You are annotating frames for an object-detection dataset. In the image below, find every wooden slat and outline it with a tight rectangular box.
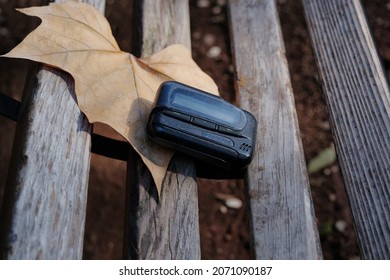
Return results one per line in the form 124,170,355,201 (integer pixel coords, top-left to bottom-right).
303,0,390,259
0,0,105,260
228,0,322,259
124,0,200,259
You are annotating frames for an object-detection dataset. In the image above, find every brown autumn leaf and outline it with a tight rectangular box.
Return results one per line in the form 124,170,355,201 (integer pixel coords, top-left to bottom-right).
2,2,219,193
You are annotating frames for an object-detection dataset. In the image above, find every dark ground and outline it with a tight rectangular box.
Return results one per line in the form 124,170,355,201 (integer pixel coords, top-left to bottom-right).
0,0,389,259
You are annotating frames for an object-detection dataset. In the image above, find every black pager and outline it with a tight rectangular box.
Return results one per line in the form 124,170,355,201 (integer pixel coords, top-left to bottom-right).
147,81,257,170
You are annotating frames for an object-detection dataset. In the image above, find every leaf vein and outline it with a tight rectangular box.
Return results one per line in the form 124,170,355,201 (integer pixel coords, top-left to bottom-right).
37,11,118,51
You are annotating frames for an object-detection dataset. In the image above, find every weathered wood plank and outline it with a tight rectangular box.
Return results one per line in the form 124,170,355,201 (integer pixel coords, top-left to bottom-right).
0,0,105,260
132,0,191,58
303,0,390,259
228,0,322,259
124,0,200,259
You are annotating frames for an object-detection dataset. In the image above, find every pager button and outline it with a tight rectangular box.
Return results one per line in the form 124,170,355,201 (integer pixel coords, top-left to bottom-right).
217,125,242,137
192,117,217,130
163,110,192,122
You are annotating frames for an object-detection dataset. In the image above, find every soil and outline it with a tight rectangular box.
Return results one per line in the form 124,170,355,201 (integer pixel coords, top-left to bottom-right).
0,0,389,260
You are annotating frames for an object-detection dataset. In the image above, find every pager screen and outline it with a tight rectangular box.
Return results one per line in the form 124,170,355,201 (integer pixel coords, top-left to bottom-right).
170,89,246,129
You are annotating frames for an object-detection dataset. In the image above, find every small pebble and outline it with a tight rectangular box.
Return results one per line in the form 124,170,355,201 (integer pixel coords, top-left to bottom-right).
0,27,8,37
331,165,339,173
192,31,201,40
219,205,228,214
324,168,331,176
335,220,347,233
329,193,337,202
224,234,233,241
225,197,243,209
203,33,216,45
215,192,243,209
216,0,227,6
318,121,330,130
197,0,210,8
212,6,222,15
207,46,222,58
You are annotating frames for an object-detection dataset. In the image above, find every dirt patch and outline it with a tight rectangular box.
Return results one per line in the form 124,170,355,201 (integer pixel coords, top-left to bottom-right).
1,0,389,260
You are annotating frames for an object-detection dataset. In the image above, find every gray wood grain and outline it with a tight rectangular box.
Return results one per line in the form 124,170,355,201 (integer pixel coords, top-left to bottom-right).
133,0,191,57
228,0,322,259
0,0,105,260
124,0,201,260
303,0,390,259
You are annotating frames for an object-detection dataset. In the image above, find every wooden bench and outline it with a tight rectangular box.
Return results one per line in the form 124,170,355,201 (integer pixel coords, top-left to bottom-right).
0,0,389,259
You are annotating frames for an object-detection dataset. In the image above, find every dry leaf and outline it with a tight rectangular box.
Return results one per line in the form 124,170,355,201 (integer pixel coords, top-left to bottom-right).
2,2,219,193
